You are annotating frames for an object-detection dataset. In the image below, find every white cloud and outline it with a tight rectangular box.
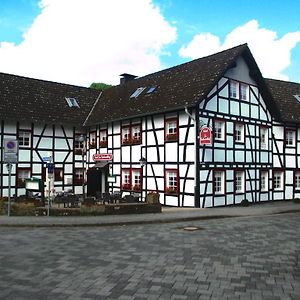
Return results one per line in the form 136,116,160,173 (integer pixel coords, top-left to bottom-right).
179,20,300,81
0,0,177,86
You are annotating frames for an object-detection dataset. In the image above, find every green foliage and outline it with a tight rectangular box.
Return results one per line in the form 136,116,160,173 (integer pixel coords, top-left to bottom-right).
240,199,250,207
89,82,112,90
293,198,300,204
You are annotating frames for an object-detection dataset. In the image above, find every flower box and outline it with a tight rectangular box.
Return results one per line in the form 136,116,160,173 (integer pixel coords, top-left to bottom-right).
89,142,96,149
74,148,83,155
133,185,141,191
122,184,131,190
122,139,131,145
131,138,141,145
166,133,177,141
165,187,177,194
99,141,108,147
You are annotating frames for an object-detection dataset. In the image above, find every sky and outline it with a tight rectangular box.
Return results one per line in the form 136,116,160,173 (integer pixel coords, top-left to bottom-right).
0,0,299,87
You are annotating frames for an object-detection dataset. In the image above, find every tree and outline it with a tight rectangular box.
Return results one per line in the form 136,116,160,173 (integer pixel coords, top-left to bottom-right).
89,82,112,90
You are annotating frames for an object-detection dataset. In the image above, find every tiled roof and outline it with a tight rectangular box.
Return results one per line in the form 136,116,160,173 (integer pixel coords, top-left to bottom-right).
86,44,279,126
0,73,99,126
266,79,300,123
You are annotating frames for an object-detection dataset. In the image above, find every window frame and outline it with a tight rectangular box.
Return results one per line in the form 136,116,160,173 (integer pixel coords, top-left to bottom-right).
240,83,248,101
213,119,226,142
164,168,179,195
165,118,179,142
234,169,245,194
73,168,84,185
260,170,269,192
99,129,108,147
284,128,297,147
273,170,284,191
294,170,300,191
260,126,269,150
18,129,31,147
54,168,64,181
229,80,238,99
234,122,245,143
121,168,142,191
213,169,226,195
17,167,31,188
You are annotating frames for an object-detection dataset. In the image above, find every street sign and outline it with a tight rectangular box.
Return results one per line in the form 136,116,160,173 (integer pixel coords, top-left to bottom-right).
93,153,113,161
199,127,212,145
47,163,54,179
42,156,50,162
3,139,18,163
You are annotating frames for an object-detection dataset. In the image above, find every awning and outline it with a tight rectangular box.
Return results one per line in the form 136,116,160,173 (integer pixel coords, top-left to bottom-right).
92,161,109,169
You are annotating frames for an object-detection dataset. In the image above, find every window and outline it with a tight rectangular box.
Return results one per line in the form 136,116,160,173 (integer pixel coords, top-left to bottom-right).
89,131,97,149
260,127,268,149
121,124,141,145
121,168,142,191
54,168,63,181
99,129,108,147
235,170,245,193
285,129,296,147
18,130,31,147
214,120,225,141
130,87,146,98
74,168,84,185
165,169,179,195
213,170,225,194
294,171,300,190
234,123,244,143
229,80,238,99
65,97,80,108
17,168,31,187
146,86,158,94
131,125,142,144
165,119,178,141
74,134,85,155
260,171,269,192
273,171,283,190
132,169,142,191
293,94,300,102
240,83,248,101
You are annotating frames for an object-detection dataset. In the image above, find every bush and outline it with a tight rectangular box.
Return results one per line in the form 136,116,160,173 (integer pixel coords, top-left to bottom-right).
293,198,300,204
80,205,105,216
0,199,7,215
11,203,36,216
240,199,250,207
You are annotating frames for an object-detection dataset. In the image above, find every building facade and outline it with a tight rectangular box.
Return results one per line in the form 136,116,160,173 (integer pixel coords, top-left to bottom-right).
1,44,300,207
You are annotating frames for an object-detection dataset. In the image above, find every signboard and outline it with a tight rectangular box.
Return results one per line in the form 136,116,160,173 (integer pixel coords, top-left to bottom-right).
199,127,212,145
3,139,18,163
42,156,50,162
47,163,54,179
93,153,113,161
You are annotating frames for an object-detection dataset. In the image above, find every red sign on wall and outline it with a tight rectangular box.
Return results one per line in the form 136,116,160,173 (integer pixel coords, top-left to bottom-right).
93,153,113,161
199,127,212,145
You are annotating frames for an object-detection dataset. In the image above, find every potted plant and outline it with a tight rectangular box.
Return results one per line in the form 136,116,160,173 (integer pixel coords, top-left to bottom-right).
166,133,177,141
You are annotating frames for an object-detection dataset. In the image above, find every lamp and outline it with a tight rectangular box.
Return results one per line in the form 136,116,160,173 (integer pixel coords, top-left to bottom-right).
139,157,147,167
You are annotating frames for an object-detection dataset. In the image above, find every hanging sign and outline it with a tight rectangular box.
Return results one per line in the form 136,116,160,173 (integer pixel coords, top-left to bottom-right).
199,127,212,145
93,153,113,161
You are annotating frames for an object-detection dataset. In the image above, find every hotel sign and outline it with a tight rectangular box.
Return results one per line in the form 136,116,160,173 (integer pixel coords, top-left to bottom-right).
199,127,212,145
93,153,113,161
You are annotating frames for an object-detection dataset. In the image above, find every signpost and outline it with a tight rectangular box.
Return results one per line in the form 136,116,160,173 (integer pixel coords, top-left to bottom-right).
199,127,212,145
3,139,18,216
46,159,54,216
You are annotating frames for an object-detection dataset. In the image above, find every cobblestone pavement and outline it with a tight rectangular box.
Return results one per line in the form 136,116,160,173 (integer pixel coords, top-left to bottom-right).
0,213,299,300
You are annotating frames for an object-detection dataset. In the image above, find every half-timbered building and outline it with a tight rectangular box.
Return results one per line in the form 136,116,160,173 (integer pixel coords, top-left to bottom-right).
1,44,300,207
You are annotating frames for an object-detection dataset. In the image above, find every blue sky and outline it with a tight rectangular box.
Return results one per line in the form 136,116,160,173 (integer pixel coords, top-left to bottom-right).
0,0,299,86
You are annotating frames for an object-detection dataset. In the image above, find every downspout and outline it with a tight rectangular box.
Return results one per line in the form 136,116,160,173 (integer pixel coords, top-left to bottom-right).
184,106,200,207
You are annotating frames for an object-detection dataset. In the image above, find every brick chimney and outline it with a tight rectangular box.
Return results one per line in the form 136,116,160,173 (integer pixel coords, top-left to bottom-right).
120,73,137,85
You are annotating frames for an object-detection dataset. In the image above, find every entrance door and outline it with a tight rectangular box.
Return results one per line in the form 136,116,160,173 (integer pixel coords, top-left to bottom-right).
87,169,102,197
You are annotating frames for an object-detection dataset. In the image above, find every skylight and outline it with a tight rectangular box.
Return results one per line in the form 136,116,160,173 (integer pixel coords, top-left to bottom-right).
130,87,145,98
294,94,300,102
146,86,158,94
65,97,80,108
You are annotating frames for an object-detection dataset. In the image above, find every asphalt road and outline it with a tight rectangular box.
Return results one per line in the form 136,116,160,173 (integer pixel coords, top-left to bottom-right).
0,212,299,300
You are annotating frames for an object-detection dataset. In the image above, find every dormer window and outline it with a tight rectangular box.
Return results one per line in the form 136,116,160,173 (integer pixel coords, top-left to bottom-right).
130,87,145,98
294,95,300,102
65,97,80,108
146,86,158,94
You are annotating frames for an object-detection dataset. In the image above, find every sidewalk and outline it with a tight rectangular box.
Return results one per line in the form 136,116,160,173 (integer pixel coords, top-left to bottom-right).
0,201,299,227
